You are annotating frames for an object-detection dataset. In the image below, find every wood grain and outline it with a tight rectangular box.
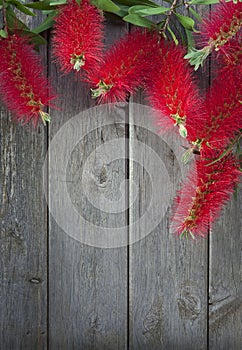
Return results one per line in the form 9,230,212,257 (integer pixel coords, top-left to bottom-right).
0,3,241,349
128,105,208,350
128,3,209,349
209,188,242,350
0,12,48,349
48,19,129,349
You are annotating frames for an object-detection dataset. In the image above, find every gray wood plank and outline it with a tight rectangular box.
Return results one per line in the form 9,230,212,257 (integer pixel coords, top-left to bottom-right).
208,20,242,349
209,187,242,350
128,104,208,350
128,4,209,349
48,19,129,349
0,12,48,349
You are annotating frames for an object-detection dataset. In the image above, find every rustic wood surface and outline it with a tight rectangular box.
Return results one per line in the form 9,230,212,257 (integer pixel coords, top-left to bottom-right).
209,189,242,350
128,103,208,350
0,10,48,350
48,20,129,350
0,4,241,350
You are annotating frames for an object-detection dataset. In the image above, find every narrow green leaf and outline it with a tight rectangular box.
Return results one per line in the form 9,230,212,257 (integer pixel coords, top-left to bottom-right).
22,29,47,45
128,5,169,16
114,0,159,7
6,6,29,30
6,0,36,16
49,0,67,5
91,0,120,13
6,9,47,45
188,0,219,4
123,13,157,28
167,25,178,45
185,28,195,50
42,9,55,14
25,2,55,10
113,4,129,17
0,29,8,38
189,7,202,22
32,11,57,34
175,13,196,32
182,148,194,164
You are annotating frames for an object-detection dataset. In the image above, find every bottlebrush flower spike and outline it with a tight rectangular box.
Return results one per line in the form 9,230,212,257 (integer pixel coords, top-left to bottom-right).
200,0,242,50
88,29,160,103
171,154,241,239
146,42,206,141
197,64,242,155
185,1,242,70
52,0,104,74
0,34,55,126
218,34,242,68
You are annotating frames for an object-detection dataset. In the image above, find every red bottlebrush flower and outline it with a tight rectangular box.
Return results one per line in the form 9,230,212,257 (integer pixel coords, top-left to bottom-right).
185,1,242,69
200,1,242,51
88,29,160,103
218,34,242,68
52,0,104,74
0,34,55,126
146,42,206,141
171,154,241,238
198,65,242,155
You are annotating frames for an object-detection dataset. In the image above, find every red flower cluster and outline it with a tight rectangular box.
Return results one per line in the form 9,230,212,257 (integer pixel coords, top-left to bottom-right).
0,0,239,239
172,154,241,238
199,67,242,155
52,0,104,74
146,42,206,141
0,34,55,126
171,35,242,237
88,29,160,103
199,0,242,53
218,35,242,68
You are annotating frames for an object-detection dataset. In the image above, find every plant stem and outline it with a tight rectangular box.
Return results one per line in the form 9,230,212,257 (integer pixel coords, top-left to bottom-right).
161,0,180,38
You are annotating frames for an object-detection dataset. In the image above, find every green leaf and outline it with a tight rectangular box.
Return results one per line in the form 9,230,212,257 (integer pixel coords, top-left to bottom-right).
179,124,187,138
114,0,159,6
182,147,194,164
0,29,8,38
128,5,169,16
49,0,67,5
184,47,211,70
6,0,36,16
6,9,47,45
25,2,56,10
32,10,57,34
189,7,202,22
167,25,178,45
6,6,26,28
113,4,129,17
123,13,157,28
91,0,120,13
188,0,219,4
23,29,47,45
175,13,197,32
185,28,195,50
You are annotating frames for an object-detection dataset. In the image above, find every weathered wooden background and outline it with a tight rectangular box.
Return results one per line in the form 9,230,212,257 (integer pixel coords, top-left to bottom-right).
0,2,241,350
